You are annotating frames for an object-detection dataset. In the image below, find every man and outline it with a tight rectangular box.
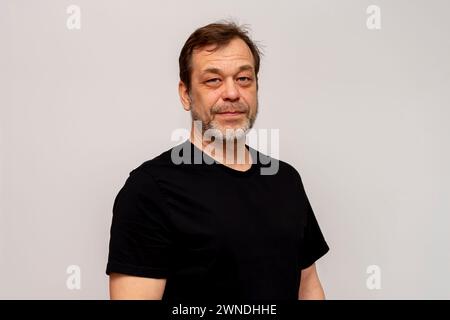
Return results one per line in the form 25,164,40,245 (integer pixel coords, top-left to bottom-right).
106,21,329,301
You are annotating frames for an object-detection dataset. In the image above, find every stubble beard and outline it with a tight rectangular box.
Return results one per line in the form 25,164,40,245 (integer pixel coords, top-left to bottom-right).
189,95,258,142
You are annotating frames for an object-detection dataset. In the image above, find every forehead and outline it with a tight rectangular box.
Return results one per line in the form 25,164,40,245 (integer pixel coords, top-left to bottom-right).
191,38,255,73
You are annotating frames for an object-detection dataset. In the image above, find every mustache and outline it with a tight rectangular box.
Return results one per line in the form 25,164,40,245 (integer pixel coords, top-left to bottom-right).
211,103,248,114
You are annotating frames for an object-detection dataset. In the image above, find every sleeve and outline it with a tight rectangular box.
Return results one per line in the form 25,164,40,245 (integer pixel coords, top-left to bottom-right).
106,169,173,278
296,172,330,270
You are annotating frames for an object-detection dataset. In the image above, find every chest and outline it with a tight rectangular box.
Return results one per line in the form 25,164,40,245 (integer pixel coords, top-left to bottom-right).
163,174,304,259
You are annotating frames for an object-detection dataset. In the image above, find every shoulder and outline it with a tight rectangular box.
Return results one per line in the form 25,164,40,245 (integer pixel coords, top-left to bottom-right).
253,146,303,180
127,143,179,180
114,144,181,200
112,145,180,217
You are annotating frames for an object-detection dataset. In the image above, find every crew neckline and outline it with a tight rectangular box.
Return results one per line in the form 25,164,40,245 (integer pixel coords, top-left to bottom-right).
186,139,260,177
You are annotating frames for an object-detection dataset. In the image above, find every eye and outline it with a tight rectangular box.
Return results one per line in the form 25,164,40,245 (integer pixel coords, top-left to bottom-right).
237,77,252,84
205,78,221,84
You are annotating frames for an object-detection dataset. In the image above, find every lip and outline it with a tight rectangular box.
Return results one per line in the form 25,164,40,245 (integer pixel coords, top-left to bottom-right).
216,111,245,117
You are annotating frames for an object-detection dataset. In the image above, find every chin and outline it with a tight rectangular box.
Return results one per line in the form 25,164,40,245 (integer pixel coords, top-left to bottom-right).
221,127,249,141
205,119,250,141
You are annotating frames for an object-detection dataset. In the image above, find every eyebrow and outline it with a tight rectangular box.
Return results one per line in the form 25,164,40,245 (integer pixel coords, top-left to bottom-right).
201,64,254,75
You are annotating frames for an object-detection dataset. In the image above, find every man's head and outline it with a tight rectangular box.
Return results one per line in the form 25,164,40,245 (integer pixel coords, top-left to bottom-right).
178,22,262,141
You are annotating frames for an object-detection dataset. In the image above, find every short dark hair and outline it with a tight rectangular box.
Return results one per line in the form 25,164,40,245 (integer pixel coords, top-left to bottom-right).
179,21,263,92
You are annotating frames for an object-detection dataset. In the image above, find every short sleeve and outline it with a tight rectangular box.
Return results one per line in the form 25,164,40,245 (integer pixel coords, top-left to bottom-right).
296,172,330,270
106,168,173,278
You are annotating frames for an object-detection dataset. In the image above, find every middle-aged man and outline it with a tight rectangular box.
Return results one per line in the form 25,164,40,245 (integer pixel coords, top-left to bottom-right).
106,21,330,301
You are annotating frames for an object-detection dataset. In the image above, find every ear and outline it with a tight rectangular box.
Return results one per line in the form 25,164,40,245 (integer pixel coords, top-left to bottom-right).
178,81,191,111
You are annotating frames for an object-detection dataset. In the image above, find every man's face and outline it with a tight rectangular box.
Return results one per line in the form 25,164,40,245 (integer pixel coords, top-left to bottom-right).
184,38,258,141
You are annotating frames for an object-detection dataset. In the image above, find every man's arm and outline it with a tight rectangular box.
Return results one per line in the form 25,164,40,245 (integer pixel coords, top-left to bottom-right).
109,273,167,300
298,263,326,300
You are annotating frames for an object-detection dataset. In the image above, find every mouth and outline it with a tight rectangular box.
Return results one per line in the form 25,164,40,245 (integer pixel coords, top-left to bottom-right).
216,111,245,117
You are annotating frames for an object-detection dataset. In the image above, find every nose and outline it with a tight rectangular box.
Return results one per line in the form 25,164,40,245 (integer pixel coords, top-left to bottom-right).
221,78,240,102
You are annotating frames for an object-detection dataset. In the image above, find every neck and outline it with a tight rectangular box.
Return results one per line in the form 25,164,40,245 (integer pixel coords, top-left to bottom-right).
189,126,253,170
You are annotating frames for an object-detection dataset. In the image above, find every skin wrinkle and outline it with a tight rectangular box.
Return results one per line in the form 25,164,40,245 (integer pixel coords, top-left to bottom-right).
188,39,259,141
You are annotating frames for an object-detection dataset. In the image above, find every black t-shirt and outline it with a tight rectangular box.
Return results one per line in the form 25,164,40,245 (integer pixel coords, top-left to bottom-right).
106,139,329,301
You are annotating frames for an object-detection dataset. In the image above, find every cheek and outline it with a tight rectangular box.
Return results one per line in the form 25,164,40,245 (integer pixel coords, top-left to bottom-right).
202,91,222,113
242,91,257,109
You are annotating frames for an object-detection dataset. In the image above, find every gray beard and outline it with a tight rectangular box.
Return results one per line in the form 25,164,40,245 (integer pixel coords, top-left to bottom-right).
189,99,258,142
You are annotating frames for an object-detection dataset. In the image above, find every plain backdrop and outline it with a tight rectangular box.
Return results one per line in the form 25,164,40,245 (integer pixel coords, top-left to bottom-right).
1,0,449,299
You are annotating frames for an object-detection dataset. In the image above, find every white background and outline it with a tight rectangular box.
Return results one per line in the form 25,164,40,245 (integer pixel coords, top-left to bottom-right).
1,0,449,299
